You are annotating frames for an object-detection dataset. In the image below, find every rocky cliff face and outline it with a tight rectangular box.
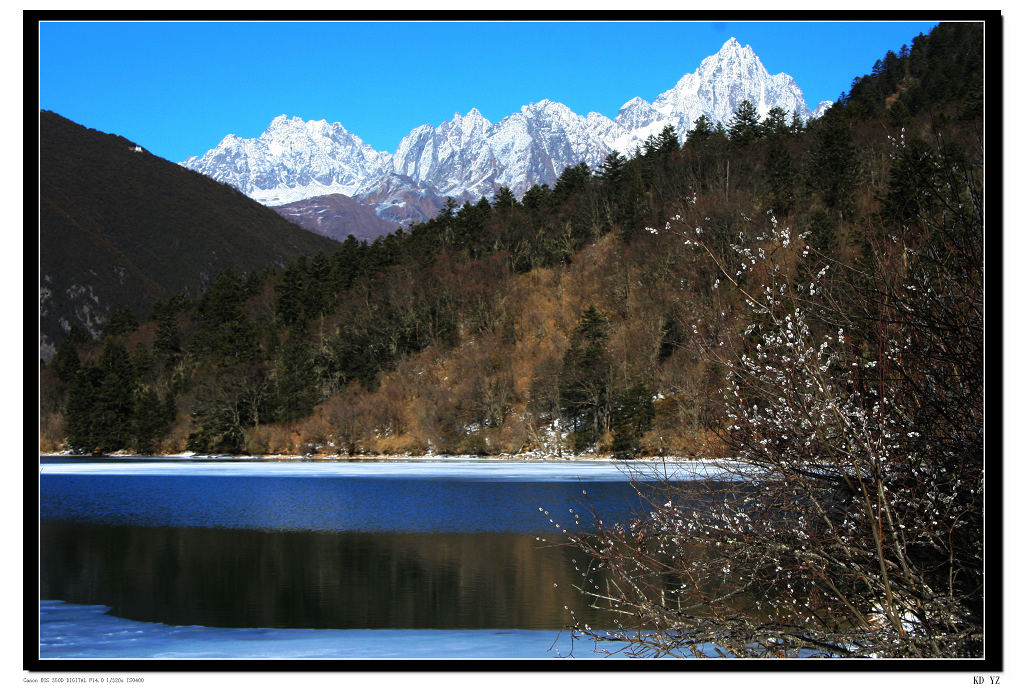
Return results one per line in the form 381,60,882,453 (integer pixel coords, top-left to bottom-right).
271,193,399,243
181,38,832,226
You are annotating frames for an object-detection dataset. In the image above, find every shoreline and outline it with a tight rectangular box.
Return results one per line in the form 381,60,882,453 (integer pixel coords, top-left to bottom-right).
40,451,718,463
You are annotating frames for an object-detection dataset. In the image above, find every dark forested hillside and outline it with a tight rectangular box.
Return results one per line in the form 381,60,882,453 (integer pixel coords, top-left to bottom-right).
39,110,339,356
41,22,985,463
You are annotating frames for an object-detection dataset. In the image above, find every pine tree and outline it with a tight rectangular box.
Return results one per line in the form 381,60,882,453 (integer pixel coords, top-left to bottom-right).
153,308,180,360
653,125,681,156
597,151,626,184
275,259,309,329
64,363,101,452
559,306,612,451
765,140,796,216
103,305,138,338
493,186,518,211
521,184,551,210
52,335,81,384
686,115,714,146
551,162,590,204
272,338,319,422
307,250,333,320
727,100,762,146
789,111,804,134
92,338,136,452
132,386,171,454
610,383,655,458
805,111,858,217
761,107,789,139
65,338,137,454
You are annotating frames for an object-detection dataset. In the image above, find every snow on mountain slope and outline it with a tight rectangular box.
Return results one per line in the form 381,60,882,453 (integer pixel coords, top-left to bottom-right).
181,115,392,206
181,38,830,221
650,37,815,128
391,108,497,199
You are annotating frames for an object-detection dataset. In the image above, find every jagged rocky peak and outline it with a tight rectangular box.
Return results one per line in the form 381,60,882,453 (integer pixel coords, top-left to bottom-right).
181,37,823,218
614,97,663,130
437,108,493,142
181,114,393,205
646,36,816,137
693,37,771,94
455,107,489,125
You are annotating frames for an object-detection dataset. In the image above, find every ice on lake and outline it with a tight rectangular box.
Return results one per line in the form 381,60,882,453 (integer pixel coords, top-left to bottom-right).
39,458,739,482
39,601,618,659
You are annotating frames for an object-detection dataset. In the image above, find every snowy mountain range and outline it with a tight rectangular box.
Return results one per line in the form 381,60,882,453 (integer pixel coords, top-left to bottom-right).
181,38,832,227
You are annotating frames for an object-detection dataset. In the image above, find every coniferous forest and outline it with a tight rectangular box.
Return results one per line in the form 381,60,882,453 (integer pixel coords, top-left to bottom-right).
40,22,984,467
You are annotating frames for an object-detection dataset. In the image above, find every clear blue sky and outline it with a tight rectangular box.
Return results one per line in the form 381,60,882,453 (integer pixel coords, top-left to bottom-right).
39,20,939,163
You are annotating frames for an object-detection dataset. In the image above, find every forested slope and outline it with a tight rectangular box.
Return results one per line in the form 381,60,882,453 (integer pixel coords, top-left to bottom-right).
40,22,985,461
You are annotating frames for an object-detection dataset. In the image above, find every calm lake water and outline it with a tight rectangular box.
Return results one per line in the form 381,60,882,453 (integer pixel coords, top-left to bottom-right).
38,458,687,657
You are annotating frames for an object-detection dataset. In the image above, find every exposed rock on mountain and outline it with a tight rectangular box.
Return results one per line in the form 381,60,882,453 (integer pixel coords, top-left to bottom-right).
181,38,832,226
180,115,391,206
272,194,399,243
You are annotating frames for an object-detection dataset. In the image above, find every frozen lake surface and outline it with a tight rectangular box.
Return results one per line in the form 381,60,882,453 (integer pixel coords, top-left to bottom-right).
39,458,736,482
40,601,617,659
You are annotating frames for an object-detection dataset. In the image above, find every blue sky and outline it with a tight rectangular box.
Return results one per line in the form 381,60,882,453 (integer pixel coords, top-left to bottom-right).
39,20,939,163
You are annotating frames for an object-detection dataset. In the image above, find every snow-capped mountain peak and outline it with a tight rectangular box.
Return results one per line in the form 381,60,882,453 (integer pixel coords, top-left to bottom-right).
645,36,815,135
181,37,827,223
182,114,392,206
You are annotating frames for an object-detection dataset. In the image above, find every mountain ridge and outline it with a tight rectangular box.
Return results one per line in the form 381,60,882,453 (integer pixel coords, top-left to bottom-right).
182,38,833,225
39,110,340,356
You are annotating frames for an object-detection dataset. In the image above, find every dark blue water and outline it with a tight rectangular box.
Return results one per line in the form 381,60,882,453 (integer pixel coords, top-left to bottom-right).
38,461,660,635
40,472,647,533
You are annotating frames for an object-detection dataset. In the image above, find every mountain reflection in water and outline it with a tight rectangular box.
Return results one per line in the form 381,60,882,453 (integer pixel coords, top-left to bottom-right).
40,523,619,630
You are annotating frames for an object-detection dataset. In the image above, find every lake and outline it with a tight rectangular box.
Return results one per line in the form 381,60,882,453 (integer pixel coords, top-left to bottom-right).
37,458,703,659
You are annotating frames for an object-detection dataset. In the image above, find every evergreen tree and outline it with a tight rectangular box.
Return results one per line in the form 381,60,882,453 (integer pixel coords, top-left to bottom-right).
597,151,626,184
805,111,858,217
806,210,837,256
765,140,796,216
493,186,518,211
653,124,681,156
65,338,137,453
307,250,333,320
64,363,102,452
761,106,790,139
276,259,309,328
92,338,136,452
153,308,181,360
103,305,138,338
65,323,93,346
658,314,688,362
521,184,551,210
610,383,655,458
131,341,154,379
789,111,805,134
727,100,762,146
272,338,320,422
52,335,81,384
192,269,261,363
551,162,590,204
132,386,172,454
559,306,612,451
686,115,714,146
331,235,365,293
